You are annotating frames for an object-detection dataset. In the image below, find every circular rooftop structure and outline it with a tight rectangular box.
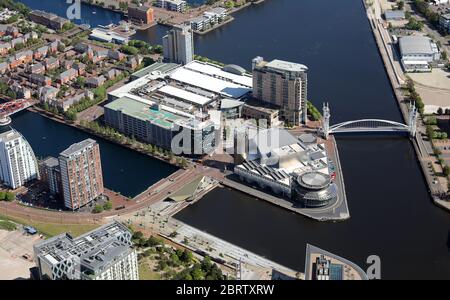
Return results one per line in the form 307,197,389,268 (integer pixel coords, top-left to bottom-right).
222,64,247,75
297,171,331,190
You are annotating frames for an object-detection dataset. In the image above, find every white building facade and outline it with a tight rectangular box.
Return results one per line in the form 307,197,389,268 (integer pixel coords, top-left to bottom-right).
163,24,194,65
0,128,39,189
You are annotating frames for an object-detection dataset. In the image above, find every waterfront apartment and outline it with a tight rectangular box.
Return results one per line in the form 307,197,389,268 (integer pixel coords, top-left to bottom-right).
191,7,228,31
163,23,194,65
155,0,187,12
398,35,441,72
0,128,39,189
252,57,308,126
33,221,139,280
58,139,104,210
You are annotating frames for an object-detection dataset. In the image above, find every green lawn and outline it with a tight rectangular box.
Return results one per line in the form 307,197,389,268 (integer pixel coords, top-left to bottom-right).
138,259,162,280
0,214,99,237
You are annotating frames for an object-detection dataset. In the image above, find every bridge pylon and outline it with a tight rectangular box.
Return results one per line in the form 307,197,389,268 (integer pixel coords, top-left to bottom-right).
322,102,330,139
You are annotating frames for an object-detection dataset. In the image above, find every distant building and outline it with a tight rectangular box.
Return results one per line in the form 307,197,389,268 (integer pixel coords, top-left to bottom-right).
128,4,154,24
439,13,450,34
384,10,405,21
0,128,39,189
252,56,308,126
399,35,440,72
33,221,139,280
155,0,187,12
29,73,51,86
57,68,78,84
39,86,59,102
59,139,104,210
163,23,194,65
29,10,69,30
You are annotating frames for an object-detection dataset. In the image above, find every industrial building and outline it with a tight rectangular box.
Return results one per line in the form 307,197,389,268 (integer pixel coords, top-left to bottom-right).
163,24,194,65
33,221,139,280
234,127,337,208
252,57,308,126
0,128,39,189
398,35,440,72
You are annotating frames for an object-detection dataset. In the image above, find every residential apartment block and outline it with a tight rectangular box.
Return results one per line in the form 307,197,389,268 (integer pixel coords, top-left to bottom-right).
58,139,104,210
252,56,308,126
0,128,39,189
33,221,139,280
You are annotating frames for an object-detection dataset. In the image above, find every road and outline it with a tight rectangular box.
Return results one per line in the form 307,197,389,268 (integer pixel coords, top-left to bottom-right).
0,166,210,225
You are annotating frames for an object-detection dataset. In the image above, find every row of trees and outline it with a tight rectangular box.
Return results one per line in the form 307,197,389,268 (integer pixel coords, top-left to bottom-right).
412,0,441,26
92,200,113,213
307,101,322,121
79,120,190,168
405,78,424,115
0,191,16,202
121,40,163,56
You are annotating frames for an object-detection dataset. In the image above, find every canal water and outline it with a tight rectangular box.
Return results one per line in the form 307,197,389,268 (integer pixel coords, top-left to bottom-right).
14,0,450,278
11,111,178,197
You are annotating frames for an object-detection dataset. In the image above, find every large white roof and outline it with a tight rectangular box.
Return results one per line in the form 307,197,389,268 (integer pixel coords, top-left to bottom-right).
158,85,212,106
169,67,251,99
184,61,252,88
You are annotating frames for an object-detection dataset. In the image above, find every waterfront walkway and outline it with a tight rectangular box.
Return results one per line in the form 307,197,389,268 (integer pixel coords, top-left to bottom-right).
364,0,448,207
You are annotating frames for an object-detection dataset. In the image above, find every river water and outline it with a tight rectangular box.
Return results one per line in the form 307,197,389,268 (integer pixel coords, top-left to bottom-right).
15,0,450,279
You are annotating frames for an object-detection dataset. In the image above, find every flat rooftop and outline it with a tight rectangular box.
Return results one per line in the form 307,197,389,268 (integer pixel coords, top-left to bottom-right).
34,221,133,276
399,36,436,55
60,138,97,158
105,96,185,129
265,59,308,73
184,61,253,88
131,62,180,79
170,67,251,99
158,85,213,106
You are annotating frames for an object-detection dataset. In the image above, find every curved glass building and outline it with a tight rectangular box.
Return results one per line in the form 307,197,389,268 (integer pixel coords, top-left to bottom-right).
292,171,337,208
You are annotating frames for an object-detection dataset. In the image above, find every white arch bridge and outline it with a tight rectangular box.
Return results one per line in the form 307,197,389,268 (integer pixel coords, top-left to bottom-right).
321,103,418,139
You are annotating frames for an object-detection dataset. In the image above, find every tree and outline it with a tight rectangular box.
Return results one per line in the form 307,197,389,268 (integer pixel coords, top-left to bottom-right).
443,165,450,177
190,265,204,280
437,107,443,115
93,204,104,213
5,192,15,202
397,1,404,10
132,231,144,240
0,191,6,201
180,249,193,264
103,201,113,210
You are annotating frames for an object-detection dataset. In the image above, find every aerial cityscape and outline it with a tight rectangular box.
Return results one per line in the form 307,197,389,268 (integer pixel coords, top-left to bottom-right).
0,0,448,285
